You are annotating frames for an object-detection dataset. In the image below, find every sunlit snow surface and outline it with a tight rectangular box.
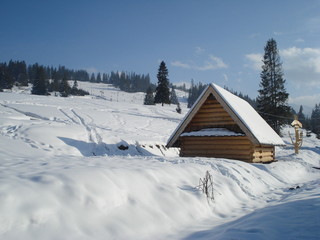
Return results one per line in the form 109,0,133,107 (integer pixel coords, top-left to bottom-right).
0,83,319,240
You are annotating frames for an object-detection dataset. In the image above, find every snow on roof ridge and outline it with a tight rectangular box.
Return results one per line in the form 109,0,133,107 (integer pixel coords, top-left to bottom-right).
210,83,285,146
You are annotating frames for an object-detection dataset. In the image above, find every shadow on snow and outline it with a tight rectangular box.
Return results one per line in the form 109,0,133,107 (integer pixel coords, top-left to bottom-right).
58,137,159,157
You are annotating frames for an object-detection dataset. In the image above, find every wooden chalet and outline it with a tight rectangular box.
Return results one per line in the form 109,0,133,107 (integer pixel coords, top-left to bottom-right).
166,83,285,163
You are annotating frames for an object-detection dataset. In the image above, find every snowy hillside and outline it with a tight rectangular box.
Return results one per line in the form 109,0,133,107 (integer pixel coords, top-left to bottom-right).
0,83,319,240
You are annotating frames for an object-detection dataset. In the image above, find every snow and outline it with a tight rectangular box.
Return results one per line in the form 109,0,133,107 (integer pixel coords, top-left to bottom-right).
0,82,320,240
181,128,244,137
211,84,285,146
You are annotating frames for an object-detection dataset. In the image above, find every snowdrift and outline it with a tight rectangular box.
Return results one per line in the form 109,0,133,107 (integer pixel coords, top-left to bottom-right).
0,83,319,240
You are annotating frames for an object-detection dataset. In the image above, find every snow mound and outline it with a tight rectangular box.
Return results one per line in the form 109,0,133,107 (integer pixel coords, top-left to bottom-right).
0,82,319,239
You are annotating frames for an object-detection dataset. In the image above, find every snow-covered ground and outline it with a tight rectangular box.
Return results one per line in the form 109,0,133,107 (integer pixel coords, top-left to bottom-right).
0,82,319,240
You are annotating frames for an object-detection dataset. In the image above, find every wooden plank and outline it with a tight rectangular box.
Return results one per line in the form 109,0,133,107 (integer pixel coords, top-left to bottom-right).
192,116,234,122
254,147,274,152
182,141,251,147
195,111,230,117
182,144,252,150
253,152,273,157
190,121,236,126
181,136,249,141
197,107,225,115
200,104,223,109
182,149,252,155
180,152,253,160
181,144,251,150
252,156,274,163
203,99,219,104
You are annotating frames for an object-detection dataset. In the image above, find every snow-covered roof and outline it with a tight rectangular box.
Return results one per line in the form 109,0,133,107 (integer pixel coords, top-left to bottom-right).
180,128,245,137
167,83,285,147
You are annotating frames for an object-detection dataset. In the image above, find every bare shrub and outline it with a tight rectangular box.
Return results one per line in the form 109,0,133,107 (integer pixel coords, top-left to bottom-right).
197,170,215,201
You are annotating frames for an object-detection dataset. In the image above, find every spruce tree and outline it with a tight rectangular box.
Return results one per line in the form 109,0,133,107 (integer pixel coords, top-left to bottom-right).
154,61,170,106
144,86,155,105
257,38,291,134
311,104,320,134
31,66,47,95
170,87,179,105
90,73,96,82
96,73,102,82
59,74,71,97
297,105,306,127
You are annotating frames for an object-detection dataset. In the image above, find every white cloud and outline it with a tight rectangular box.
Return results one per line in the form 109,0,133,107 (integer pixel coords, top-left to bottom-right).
245,53,262,70
223,73,229,82
289,94,320,115
289,94,320,106
245,47,320,88
281,47,320,87
171,61,191,69
171,54,227,71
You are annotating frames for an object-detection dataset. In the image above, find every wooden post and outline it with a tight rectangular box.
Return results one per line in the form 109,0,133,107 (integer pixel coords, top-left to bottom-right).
289,115,303,154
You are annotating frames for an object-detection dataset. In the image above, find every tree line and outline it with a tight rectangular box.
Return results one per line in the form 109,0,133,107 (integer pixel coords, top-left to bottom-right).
0,61,89,96
0,60,154,95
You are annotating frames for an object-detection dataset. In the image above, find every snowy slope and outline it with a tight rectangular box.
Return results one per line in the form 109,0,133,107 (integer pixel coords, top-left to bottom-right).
0,83,319,240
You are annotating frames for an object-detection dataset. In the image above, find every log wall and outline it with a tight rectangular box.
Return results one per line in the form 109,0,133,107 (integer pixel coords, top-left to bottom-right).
252,145,275,163
180,136,275,163
186,97,240,132
180,136,253,161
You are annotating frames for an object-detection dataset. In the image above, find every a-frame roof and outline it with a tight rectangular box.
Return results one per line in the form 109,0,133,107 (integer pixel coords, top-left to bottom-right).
166,83,285,147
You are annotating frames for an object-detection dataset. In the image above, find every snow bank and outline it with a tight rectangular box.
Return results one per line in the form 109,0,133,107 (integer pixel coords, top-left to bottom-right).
0,83,319,239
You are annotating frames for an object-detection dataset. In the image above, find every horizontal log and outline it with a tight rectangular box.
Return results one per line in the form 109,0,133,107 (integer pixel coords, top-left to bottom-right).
182,141,252,147
189,121,236,126
182,149,252,155
195,111,230,117
203,99,219,104
181,136,249,141
253,147,274,152
200,104,223,109
252,156,274,163
253,150,274,155
181,144,252,150
192,117,234,123
180,152,253,160
197,107,227,113
193,113,231,118
253,151,273,157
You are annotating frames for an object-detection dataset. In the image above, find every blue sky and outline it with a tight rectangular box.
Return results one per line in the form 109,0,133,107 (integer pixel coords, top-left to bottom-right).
1,0,320,113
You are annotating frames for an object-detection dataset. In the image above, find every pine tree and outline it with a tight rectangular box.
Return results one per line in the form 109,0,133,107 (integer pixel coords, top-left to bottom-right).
154,61,170,106
96,73,102,82
257,38,291,134
0,63,14,90
31,66,47,95
72,79,78,90
170,87,179,105
311,104,320,134
297,105,306,127
187,80,206,108
90,73,96,82
144,86,155,105
59,74,71,97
